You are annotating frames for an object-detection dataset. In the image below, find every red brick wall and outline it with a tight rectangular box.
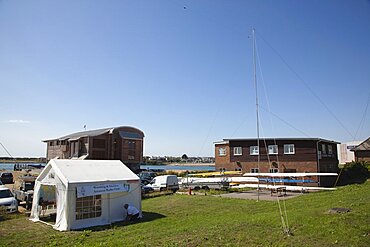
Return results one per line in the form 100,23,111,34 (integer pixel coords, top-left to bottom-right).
355,151,370,162
214,139,339,186
215,144,231,171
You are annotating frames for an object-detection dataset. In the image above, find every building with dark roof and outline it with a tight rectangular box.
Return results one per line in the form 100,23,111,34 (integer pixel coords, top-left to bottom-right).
43,126,144,172
351,137,370,162
214,138,340,187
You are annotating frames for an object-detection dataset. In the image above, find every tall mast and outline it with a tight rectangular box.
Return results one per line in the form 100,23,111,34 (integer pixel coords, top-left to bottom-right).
252,28,260,201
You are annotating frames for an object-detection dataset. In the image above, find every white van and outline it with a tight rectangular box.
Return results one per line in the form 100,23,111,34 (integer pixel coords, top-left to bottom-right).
147,175,179,192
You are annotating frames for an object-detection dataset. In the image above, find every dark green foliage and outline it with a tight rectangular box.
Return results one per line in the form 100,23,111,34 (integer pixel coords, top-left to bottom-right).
337,161,370,185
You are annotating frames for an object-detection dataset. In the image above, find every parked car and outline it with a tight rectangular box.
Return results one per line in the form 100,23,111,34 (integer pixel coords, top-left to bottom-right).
139,171,157,185
13,175,36,210
0,187,18,213
141,183,154,194
0,172,13,184
146,175,179,192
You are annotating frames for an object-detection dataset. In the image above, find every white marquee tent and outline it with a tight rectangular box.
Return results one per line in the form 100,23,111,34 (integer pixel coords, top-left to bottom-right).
30,159,141,231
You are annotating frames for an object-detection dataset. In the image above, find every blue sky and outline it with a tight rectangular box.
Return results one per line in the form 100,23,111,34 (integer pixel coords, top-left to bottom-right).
0,0,369,157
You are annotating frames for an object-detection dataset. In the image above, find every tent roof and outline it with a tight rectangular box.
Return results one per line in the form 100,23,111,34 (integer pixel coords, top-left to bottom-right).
49,159,139,184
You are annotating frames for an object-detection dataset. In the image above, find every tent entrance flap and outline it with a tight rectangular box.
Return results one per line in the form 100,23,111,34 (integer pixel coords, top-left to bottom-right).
37,185,57,224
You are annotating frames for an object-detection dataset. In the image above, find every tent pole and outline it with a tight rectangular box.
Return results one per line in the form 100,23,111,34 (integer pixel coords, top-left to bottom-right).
108,193,111,224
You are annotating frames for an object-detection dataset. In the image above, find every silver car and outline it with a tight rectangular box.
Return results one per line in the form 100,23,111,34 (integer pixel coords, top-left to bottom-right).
0,186,18,213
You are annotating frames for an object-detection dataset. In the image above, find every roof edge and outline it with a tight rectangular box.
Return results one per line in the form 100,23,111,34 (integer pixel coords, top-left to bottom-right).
42,125,145,142
217,137,340,144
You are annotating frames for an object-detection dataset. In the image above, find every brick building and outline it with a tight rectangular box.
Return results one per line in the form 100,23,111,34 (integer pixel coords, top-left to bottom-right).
351,137,370,162
214,138,339,187
43,126,144,172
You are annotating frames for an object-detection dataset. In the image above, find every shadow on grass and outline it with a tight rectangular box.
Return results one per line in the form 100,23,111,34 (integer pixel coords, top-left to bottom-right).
39,213,56,224
142,191,175,200
80,211,166,232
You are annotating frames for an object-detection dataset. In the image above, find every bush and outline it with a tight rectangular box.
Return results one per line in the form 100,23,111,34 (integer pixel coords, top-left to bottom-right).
337,161,370,185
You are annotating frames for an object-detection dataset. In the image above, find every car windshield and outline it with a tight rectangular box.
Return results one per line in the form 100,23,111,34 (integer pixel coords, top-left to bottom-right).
0,189,13,198
24,182,35,191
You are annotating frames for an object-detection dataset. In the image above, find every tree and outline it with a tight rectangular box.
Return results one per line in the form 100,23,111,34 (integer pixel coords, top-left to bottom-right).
181,154,188,160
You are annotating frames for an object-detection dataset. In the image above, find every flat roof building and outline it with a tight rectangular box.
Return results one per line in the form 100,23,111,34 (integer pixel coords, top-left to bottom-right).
215,138,340,187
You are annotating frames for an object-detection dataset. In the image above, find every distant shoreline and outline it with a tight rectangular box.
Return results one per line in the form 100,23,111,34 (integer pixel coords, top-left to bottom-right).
0,160,44,163
167,163,215,167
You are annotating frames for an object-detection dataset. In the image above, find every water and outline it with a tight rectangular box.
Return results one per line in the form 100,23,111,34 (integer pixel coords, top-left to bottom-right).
1,163,215,172
140,164,215,171
0,163,16,171
0,163,45,171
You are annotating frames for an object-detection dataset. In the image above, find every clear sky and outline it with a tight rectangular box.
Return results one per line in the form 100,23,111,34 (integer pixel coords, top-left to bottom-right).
0,0,369,157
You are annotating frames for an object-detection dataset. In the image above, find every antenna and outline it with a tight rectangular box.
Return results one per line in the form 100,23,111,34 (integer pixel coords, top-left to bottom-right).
0,142,17,162
252,28,260,201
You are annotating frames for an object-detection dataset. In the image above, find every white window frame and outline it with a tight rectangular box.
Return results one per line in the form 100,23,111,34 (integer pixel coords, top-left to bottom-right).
268,145,278,155
233,147,242,156
250,146,259,155
322,144,326,154
218,147,226,156
284,144,295,154
250,168,259,173
328,145,333,155
76,194,102,220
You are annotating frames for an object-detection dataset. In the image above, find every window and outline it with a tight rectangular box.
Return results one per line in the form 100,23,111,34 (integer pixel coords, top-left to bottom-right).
268,145,278,154
284,144,295,154
218,147,226,156
76,195,102,220
233,147,242,156
250,146,259,155
269,168,279,173
127,140,136,149
251,168,259,173
328,145,333,155
321,144,326,154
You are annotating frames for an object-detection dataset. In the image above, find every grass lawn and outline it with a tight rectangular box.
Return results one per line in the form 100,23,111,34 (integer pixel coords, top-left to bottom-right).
0,182,369,247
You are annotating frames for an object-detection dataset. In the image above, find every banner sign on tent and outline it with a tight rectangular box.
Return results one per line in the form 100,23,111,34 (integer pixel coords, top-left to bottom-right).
77,183,130,198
